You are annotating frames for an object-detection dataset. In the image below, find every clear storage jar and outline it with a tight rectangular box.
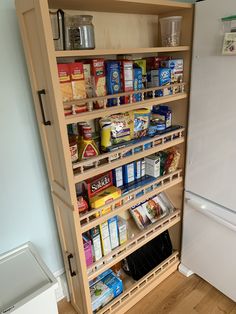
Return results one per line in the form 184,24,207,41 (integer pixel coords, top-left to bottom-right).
159,16,183,47
65,15,95,50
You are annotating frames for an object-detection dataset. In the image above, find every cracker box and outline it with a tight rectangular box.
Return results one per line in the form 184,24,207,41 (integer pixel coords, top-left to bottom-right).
101,272,123,298
90,59,107,109
120,60,133,104
83,63,93,111
69,62,87,114
108,216,119,250
84,171,113,199
90,226,103,262
99,220,112,256
117,216,128,245
133,66,143,102
90,281,113,312
57,63,73,104
145,154,161,178
161,59,184,94
105,61,121,107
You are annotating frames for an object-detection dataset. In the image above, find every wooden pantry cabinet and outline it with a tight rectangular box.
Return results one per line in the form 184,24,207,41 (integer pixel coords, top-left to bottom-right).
15,0,193,313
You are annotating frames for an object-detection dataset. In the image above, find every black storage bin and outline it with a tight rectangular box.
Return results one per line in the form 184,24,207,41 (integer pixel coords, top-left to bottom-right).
124,230,173,281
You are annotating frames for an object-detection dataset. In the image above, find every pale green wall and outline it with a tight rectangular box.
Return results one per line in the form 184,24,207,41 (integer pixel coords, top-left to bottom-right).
0,0,63,272
0,0,194,273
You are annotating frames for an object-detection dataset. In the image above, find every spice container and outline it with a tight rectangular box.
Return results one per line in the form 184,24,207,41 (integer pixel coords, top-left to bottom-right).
69,134,78,163
159,16,183,47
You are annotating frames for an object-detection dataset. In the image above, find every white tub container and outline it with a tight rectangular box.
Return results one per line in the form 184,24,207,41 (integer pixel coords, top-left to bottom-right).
159,16,183,47
0,242,58,314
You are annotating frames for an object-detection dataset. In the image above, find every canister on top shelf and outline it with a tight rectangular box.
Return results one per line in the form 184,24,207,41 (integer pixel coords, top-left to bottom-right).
65,15,95,50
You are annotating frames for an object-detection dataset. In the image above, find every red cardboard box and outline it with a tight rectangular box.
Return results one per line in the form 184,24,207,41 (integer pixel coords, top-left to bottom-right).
120,60,133,104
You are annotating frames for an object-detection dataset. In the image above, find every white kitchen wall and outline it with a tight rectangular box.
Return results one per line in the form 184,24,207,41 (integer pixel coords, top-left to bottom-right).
0,0,194,274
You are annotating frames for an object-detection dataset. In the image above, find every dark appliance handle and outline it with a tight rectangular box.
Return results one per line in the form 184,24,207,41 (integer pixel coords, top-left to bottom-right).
37,89,51,126
67,253,76,277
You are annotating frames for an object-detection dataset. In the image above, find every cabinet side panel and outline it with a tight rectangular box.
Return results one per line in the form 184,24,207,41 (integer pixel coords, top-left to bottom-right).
15,0,76,206
52,194,92,314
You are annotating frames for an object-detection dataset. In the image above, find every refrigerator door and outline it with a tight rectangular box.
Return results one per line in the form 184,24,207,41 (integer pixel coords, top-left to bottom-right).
181,191,236,301
185,0,236,210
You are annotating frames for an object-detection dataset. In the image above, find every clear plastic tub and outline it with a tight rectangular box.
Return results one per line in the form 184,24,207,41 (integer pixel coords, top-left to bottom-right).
159,16,183,47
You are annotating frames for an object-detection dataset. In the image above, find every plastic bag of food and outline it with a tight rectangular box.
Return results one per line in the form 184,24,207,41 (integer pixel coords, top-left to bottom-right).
110,112,133,144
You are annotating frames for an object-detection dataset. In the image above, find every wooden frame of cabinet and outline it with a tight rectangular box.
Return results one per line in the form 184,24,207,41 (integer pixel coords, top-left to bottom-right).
15,1,194,313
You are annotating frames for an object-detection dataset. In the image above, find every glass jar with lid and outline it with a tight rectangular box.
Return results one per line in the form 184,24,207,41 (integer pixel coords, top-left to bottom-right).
65,15,95,50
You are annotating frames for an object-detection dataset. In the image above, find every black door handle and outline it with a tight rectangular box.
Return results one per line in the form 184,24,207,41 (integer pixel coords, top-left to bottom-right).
37,89,51,126
67,253,76,277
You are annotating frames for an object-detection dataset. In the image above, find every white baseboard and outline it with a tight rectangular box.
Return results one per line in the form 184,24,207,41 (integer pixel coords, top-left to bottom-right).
178,263,194,277
53,269,70,302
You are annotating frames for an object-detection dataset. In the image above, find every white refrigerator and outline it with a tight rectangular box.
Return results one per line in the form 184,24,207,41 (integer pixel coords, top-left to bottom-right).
180,0,236,302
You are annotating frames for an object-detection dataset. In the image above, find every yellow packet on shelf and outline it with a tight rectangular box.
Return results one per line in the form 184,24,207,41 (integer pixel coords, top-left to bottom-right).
90,186,122,217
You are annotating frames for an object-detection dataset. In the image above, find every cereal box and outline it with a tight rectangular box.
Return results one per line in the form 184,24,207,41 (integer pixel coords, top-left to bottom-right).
133,66,143,102
83,63,93,111
105,61,121,107
120,60,133,104
90,59,107,109
161,59,184,94
157,68,172,97
134,59,147,89
57,63,73,103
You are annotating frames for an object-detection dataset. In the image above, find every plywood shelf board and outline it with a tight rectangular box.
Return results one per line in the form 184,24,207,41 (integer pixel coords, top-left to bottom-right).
48,0,192,14
55,46,190,58
97,252,179,314
65,93,188,125
80,171,183,233
73,128,185,183
87,210,181,280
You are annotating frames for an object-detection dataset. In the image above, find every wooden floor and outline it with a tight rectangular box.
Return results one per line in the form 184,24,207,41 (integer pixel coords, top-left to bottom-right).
58,271,236,314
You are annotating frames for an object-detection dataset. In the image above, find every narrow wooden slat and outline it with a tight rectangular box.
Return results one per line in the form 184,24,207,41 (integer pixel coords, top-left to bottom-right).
87,210,181,280
97,252,179,314
55,46,190,58
73,128,184,183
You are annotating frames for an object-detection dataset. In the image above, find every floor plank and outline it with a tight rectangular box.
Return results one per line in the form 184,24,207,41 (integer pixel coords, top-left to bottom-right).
58,271,236,314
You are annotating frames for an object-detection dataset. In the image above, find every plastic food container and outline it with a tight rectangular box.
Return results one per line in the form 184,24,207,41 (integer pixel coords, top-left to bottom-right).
222,16,236,33
159,16,183,47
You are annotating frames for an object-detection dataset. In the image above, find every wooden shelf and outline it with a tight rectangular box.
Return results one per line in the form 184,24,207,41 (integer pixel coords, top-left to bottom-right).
80,170,182,232
97,252,179,314
65,88,187,125
49,0,192,14
73,128,184,183
56,46,190,58
80,170,183,233
87,210,181,280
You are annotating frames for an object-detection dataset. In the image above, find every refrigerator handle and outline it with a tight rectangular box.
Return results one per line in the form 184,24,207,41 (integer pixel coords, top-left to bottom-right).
186,198,236,233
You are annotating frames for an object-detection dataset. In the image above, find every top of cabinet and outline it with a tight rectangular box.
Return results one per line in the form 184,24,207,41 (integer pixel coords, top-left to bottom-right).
48,0,193,15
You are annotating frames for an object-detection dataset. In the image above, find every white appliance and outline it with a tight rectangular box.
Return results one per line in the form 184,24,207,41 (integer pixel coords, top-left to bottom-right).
0,242,58,314
180,0,236,302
